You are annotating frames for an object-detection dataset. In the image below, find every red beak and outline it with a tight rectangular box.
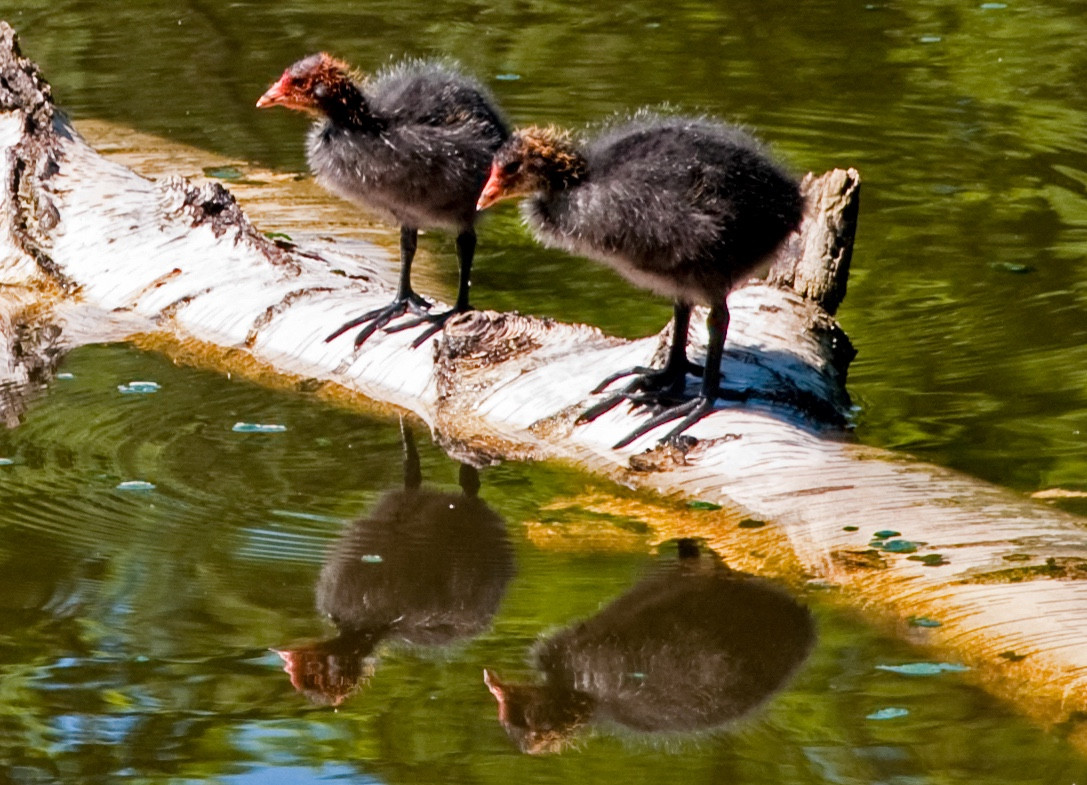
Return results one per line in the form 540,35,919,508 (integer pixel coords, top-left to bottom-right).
256,74,291,108
483,668,503,697
483,669,508,713
476,165,505,211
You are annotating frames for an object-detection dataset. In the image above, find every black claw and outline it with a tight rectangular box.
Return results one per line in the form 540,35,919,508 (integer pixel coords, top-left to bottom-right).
578,361,700,429
382,307,469,347
591,365,658,394
325,295,432,349
612,396,716,449
590,360,704,396
353,311,396,349
410,320,448,348
576,393,629,424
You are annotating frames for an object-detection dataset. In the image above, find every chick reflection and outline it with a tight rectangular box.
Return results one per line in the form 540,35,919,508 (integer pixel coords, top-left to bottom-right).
278,422,514,706
484,541,815,754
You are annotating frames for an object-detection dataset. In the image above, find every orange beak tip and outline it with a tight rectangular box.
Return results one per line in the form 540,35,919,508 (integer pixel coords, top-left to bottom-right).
257,76,291,110
476,187,502,212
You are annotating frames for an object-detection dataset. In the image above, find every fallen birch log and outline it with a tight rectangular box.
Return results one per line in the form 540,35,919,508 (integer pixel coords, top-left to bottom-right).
4,22,1087,748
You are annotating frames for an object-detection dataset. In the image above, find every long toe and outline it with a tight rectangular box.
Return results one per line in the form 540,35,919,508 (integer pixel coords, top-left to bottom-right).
660,396,716,445
326,299,415,345
353,307,406,348
325,306,389,343
576,392,630,424
409,320,448,348
611,396,716,449
381,307,466,349
625,389,688,411
382,313,432,334
591,365,658,394
633,367,694,396
578,370,694,428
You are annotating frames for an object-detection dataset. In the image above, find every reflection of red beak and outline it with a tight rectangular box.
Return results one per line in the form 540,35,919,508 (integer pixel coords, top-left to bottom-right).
483,668,502,697
476,166,505,211
275,648,307,692
256,75,290,108
483,668,509,720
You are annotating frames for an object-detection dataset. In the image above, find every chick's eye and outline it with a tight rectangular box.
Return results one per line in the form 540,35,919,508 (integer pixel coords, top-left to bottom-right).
501,159,522,176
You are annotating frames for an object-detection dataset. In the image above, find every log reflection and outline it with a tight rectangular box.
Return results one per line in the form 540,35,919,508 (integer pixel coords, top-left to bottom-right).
278,422,514,706
0,306,65,429
484,542,815,753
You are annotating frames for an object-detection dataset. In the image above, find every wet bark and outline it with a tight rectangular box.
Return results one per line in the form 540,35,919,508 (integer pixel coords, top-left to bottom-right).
4,21,1087,749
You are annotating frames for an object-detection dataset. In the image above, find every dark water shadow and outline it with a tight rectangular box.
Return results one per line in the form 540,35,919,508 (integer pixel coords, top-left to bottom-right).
275,421,515,706
483,542,815,754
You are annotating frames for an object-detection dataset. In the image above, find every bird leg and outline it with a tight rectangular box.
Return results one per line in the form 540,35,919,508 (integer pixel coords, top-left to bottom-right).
325,226,432,348
577,302,702,423
592,300,705,391
609,303,728,449
399,417,423,491
384,229,476,348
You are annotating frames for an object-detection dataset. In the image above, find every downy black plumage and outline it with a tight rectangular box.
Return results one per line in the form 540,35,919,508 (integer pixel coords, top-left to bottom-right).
259,53,509,347
478,114,803,447
483,543,815,754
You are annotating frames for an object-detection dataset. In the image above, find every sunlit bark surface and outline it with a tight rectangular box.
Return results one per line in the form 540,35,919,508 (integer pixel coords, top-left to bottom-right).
4,20,1087,748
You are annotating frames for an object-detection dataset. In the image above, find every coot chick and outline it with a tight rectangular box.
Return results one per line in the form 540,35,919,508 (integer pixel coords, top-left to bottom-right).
477,115,803,446
275,422,514,706
313,455,513,646
258,53,509,348
483,542,815,754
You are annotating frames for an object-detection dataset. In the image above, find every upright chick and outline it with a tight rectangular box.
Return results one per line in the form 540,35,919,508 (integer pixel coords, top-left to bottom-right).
478,115,802,447
258,53,509,347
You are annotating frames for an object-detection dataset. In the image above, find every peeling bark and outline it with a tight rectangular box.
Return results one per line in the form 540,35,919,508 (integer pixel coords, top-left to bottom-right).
4,20,1087,750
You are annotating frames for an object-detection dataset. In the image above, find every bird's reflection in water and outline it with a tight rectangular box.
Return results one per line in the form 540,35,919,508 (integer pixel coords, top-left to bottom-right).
277,422,514,706
484,541,815,754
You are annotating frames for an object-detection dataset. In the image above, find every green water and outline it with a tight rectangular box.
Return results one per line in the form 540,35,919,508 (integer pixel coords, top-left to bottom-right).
0,346,1083,783
2,0,1087,781
12,0,1087,493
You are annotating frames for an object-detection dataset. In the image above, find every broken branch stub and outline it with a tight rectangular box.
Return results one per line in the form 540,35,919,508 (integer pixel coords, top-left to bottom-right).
767,168,860,316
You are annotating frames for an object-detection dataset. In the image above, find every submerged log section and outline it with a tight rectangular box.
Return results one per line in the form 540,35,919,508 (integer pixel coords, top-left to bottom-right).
4,23,1087,746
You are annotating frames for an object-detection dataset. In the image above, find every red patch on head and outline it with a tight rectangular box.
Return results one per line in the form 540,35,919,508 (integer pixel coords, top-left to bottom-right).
257,52,354,113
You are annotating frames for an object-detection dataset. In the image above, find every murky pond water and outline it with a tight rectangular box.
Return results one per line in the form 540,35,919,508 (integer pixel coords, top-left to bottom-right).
1,346,1083,783
3,0,1087,781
